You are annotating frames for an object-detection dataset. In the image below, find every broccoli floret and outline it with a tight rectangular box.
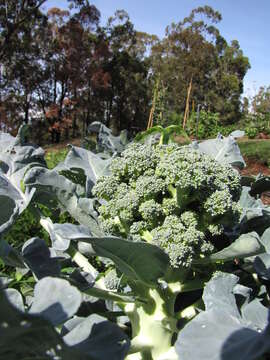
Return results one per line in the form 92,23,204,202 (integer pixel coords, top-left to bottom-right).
129,221,149,235
93,143,242,268
139,199,164,226
208,223,224,236
162,197,179,216
133,175,166,201
151,211,214,267
150,214,214,268
204,189,233,217
104,268,121,290
110,143,159,181
92,174,123,200
100,217,125,236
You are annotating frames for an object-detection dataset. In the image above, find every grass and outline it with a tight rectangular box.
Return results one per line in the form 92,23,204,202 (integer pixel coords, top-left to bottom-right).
238,139,270,165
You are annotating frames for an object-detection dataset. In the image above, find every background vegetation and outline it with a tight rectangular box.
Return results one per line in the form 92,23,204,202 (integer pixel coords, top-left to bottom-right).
1,0,267,144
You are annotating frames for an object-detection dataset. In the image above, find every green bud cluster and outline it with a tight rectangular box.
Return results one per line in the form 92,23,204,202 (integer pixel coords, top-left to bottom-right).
93,143,242,268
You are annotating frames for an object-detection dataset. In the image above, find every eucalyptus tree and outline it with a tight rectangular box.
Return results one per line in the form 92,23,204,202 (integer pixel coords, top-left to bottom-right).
0,0,48,128
102,10,150,133
150,6,250,125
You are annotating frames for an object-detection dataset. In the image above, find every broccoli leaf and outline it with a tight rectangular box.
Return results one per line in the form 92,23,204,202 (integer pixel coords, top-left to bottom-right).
191,133,245,169
41,220,170,286
24,167,103,236
175,272,270,360
29,277,82,326
55,145,111,195
63,314,130,360
195,232,265,264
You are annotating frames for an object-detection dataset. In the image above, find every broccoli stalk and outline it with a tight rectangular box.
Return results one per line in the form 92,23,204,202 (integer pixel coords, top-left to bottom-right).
115,271,206,360
124,283,179,360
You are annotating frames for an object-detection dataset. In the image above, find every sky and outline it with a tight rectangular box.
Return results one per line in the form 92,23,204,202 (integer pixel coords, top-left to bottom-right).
43,0,270,98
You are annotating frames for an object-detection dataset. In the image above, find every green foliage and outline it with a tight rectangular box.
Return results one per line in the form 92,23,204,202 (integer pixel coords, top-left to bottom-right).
93,142,242,268
135,124,190,144
244,126,259,139
165,111,184,127
45,149,69,169
241,113,270,139
186,110,220,139
159,111,239,140
238,140,270,164
1,147,72,271
251,85,270,119
3,208,49,250
150,7,250,125
186,110,241,139
2,127,270,360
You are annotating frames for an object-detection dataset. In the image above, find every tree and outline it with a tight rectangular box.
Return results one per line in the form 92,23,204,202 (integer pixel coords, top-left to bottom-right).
0,0,48,129
102,10,150,133
0,0,47,61
39,1,105,142
150,6,250,125
252,86,270,116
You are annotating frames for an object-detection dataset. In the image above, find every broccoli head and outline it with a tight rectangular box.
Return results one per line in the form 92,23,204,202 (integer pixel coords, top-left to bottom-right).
92,143,242,268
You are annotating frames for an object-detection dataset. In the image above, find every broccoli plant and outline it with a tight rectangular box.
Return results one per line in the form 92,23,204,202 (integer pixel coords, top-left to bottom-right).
89,142,245,358
1,128,270,360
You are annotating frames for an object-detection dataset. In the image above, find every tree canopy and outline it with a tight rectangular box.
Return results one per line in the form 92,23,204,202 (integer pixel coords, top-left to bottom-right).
0,2,251,142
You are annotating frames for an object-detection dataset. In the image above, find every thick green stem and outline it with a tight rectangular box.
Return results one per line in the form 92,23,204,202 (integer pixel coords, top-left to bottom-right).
124,282,179,360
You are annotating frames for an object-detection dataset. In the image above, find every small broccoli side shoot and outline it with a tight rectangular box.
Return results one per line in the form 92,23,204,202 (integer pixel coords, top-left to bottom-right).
92,142,242,269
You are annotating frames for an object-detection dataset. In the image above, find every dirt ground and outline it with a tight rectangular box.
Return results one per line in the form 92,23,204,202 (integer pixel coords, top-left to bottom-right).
43,138,81,153
240,157,270,177
239,157,270,205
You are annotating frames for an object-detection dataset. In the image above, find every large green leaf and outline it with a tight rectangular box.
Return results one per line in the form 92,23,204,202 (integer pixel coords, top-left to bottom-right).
24,167,103,236
88,121,129,153
0,286,87,360
63,314,130,360
249,175,270,197
210,232,264,262
175,272,270,360
29,277,82,326
191,133,245,168
0,240,25,267
22,237,61,279
40,217,92,251
55,145,111,195
194,232,264,264
254,254,270,281
0,126,46,235
41,220,170,286
86,237,170,286
239,186,270,235
0,281,129,360
259,227,270,253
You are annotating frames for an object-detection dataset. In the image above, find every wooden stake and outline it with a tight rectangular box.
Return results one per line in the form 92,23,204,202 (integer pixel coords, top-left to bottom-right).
147,77,160,130
183,77,193,129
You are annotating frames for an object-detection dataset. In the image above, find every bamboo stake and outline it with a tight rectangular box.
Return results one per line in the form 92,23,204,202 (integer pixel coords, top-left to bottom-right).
147,103,155,130
147,77,160,130
183,77,193,129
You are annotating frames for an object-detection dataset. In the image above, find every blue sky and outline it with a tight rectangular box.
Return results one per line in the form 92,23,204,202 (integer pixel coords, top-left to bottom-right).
43,0,270,98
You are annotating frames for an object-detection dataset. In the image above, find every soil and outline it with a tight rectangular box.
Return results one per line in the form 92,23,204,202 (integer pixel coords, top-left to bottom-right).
43,138,81,153
239,156,270,205
240,156,270,177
